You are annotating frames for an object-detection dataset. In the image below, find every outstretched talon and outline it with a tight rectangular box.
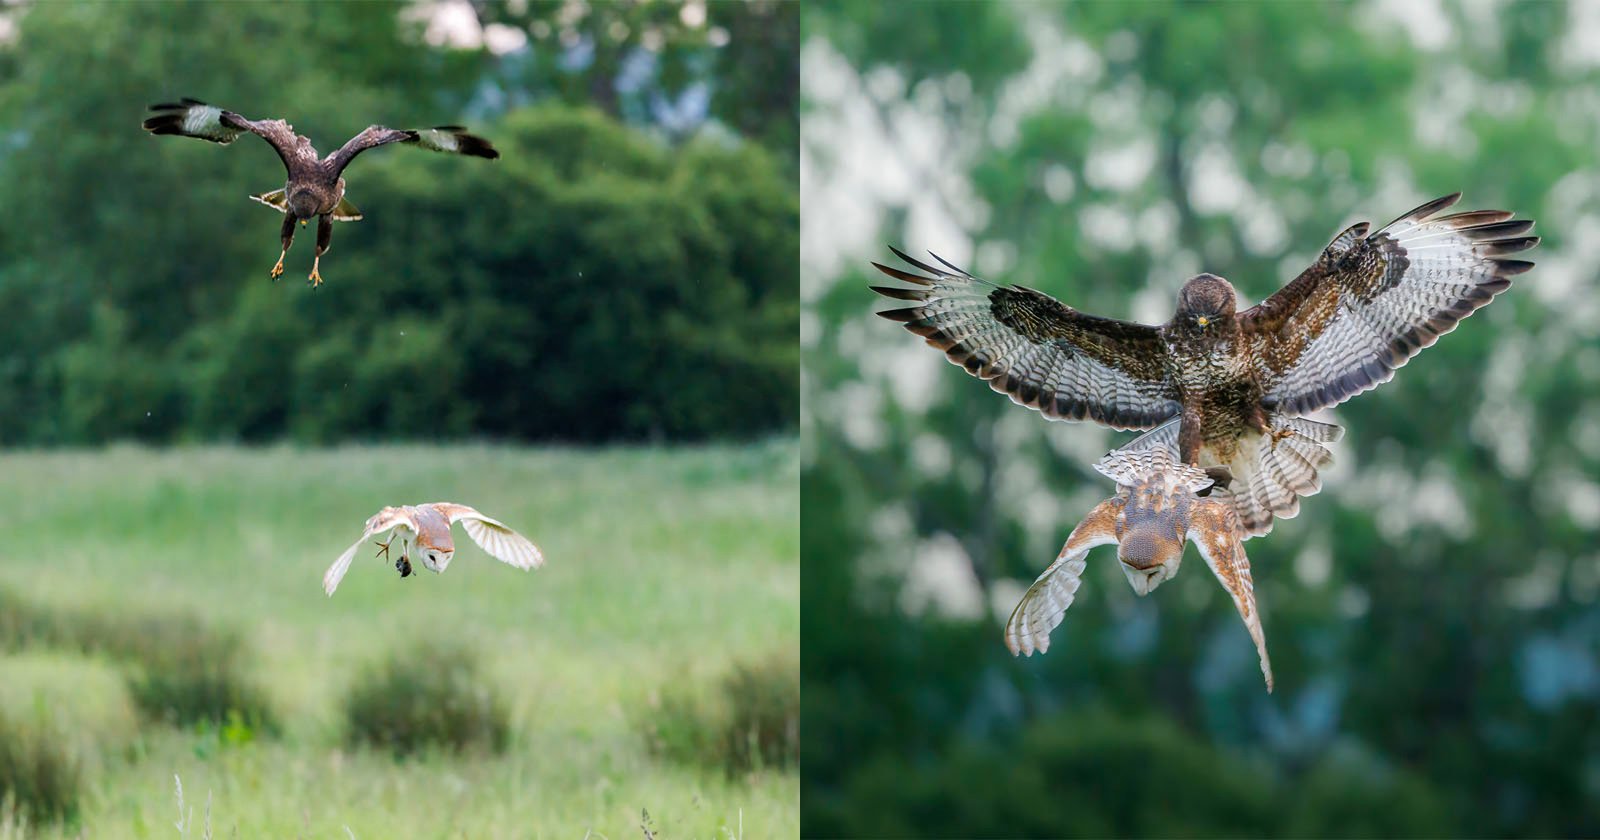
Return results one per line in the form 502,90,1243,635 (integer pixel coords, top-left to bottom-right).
1267,426,1296,451
269,253,286,281
307,264,323,288
373,537,393,560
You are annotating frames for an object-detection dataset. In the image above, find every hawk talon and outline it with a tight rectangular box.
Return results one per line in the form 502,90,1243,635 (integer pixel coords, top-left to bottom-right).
307,268,323,288
1266,427,1296,451
269,258,285,281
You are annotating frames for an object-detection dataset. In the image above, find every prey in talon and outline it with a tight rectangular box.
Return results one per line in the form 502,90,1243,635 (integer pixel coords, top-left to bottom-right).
322,502,544,596
1004,448,1275,692
142,98,499,288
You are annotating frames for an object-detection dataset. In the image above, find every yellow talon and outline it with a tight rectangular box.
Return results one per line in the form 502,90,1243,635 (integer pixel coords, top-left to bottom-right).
269,254,285,280
308,264,323,288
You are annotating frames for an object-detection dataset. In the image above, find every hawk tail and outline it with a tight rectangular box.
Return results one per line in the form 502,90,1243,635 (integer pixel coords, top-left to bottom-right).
1116,415,1342,538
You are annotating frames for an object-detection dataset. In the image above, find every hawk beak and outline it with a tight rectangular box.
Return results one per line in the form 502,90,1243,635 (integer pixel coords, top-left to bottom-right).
300,219,307,227
1197,316,1210,327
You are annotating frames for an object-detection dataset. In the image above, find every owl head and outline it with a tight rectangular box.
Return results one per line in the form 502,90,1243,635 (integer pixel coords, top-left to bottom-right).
1116,516,1185,596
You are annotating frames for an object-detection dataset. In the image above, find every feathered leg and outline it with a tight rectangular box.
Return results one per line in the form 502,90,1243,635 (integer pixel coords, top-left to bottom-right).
272,214,296,280
309,215,332,287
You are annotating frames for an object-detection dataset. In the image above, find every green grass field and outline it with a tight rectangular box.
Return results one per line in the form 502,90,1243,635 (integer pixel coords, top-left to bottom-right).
0,440,798,838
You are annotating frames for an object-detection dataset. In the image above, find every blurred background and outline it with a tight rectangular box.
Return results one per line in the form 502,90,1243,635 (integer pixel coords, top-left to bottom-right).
801,1,1600,836
0,1,796,836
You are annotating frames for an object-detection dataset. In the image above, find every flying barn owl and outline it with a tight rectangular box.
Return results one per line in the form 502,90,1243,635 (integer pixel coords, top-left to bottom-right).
1004,449,1274,692
323,503,543,596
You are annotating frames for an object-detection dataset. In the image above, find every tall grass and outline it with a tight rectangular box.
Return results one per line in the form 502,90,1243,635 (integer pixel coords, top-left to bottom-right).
0,587,277,732
342,639,511,757
640,649,799,777
0,714,81,827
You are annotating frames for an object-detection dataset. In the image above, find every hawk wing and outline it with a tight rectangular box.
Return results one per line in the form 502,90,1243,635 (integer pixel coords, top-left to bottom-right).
323,506,416,596
143,98,309,174
872,249,1179,430
429,503,544,571
325,125,499,176
1242,194,1537,415
1004,498,1121,656
1187,498,1273,692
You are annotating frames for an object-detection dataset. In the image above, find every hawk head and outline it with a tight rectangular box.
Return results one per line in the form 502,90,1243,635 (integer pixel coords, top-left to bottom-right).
287,189,321,221
1174,273,1238,333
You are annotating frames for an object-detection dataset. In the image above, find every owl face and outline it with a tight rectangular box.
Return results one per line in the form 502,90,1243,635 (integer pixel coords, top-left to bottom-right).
1116,518,1185,596
418,546,455,573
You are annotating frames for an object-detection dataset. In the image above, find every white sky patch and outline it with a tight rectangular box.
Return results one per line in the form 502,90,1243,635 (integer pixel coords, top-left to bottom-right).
484,22,528,54
1084,135,1157,193
899,533,987,619
1371,0,1453,51
1187,145,1248,216
1559,0,1600,68
1079,203,1137,253
1043,164,1076,204
406,0,483,49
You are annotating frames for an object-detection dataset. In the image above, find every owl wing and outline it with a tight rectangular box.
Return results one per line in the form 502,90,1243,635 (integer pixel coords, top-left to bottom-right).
1241,194,1537,416
323,506,416,596
431,504,544,571
1187,498,1273,692
1092,446,1215,494
872,249,1179,430
143,98,309,174
1004,498,1121,656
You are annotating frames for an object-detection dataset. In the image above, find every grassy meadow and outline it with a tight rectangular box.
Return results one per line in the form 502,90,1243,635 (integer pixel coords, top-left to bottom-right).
0,440,798,837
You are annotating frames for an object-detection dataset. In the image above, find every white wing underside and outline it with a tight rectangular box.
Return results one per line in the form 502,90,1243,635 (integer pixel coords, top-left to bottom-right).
431,503,545,571
322,509,415,596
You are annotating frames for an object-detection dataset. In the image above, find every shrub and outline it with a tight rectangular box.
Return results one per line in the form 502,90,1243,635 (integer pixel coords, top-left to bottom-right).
123,634,278,734
342,640,510,756
640,649,799,777
0,714,81,827
0,589,277,734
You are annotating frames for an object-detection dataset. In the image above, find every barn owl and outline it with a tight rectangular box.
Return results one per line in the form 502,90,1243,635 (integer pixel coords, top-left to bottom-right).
322,503,542,596
1004,449,1274,691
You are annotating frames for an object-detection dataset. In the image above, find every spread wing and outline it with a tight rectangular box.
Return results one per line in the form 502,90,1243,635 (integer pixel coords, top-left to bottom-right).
323,506,416,596
872,249,1179,430
1242,194,1537,415
325,124,499,176
1092,447,1215,494
1187,498,1273,692
1004,498,1121,656
430,503,544,571
143,98,307,174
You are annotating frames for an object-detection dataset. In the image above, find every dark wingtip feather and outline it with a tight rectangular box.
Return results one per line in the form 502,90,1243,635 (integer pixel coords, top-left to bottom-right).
870,262,935,285
142,114,183,134
455,132,499,159
870,285,929,301
886,245,945,276
1490,259,1536,276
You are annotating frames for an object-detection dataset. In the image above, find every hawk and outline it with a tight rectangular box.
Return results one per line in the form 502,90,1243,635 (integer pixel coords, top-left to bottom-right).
143,98,498,287
322,503,543,596
872,193,1537,535
1004,448,1272,692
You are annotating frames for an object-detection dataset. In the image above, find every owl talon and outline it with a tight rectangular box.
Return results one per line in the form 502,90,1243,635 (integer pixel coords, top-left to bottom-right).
373,538,392,560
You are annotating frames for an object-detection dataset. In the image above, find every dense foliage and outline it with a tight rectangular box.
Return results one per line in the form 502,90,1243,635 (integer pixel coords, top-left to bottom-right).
802,1,1600,836
0,1,797,444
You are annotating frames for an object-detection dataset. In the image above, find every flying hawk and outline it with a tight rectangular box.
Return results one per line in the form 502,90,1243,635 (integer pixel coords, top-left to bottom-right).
143,98,498,287
1004,448,1272,691
322,503,543,596
872,194,1537,535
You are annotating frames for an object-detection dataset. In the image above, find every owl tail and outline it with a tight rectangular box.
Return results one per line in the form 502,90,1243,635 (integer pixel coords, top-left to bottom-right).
1116,415,1343,538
